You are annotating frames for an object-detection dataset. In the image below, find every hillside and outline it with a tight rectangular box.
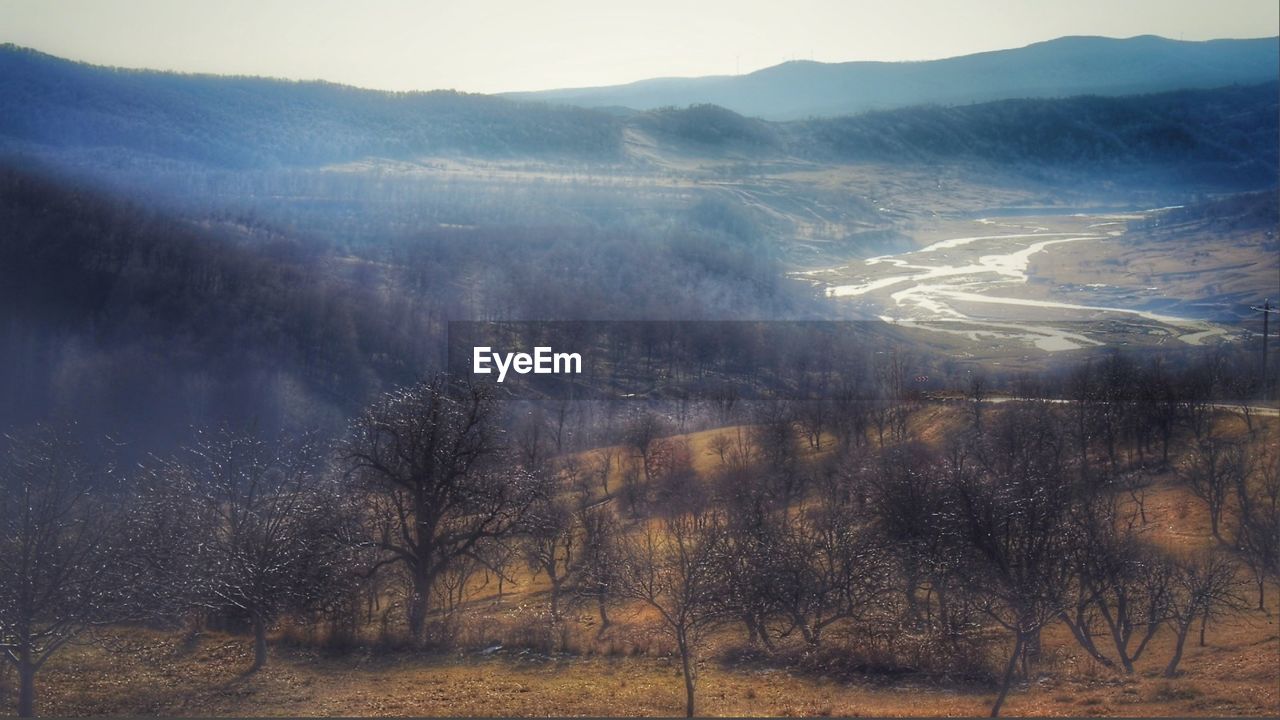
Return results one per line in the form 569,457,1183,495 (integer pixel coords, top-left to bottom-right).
637,85,1279,187
0,44,625,167
506,35,1280,120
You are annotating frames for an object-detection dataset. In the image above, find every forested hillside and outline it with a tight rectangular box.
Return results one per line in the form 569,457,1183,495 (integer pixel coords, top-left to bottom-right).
0,163,801,449
642,84,1280,186
0,44,624,167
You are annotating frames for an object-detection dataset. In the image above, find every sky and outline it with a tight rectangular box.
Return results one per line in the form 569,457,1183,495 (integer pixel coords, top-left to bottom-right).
1,0,1277,93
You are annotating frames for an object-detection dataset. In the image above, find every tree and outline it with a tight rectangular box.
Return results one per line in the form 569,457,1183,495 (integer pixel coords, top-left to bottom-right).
616,510,726,718
778,503,892,647
0,427,145,717
342,376,537,644
866,442,951,628
576,504,623,635
521,493,578,624
159,429,354,671
1230,442,1279,609
717,494,787,649
1063,498,1172,674
624,411,667,485
593,447,616,497
1183,437,1244,540
947,407,1078,717
1162,551,1245,677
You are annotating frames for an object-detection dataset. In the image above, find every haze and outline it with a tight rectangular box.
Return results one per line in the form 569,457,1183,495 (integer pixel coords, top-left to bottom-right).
1,0,1276,94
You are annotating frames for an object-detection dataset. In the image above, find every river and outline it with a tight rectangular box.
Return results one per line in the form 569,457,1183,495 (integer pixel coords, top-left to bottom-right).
795,210,1227,352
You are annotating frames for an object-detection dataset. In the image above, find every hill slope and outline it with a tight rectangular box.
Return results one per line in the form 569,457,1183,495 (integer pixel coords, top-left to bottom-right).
0,44,624,167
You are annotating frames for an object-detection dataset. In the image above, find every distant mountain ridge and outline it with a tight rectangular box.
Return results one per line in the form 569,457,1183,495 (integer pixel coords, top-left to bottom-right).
0,43,1275,189
505,35,1280,120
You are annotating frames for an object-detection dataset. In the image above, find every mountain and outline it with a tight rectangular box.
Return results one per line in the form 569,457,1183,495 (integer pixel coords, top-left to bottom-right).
0,43,1275,189
505,35,1280,120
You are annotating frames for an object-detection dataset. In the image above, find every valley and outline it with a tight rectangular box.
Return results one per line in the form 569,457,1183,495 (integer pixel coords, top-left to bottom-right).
0,34,1277,720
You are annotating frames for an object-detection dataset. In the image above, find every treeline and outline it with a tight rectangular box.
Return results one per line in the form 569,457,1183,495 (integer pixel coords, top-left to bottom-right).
2,351,1276,717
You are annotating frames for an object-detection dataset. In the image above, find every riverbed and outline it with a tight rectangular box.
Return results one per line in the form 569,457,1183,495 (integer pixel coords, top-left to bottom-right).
795,209,1227,352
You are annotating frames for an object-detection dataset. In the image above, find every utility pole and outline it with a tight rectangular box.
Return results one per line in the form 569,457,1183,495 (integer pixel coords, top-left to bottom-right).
1252,298,1278,400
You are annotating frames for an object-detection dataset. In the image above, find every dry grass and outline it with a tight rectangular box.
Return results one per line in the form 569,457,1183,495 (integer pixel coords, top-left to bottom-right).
13,608,1276,718
6,412,1277,717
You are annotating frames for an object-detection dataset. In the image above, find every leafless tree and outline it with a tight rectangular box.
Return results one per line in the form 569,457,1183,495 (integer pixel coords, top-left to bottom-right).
0,427,146,717
947,407,1078,717
576,504,622,635
796,397,829,451
966,372,989,434
342,376,538,644
159,429,354,671
776,502,892,646
866,442,951,627
1162,550,1245,677
1231,444,1279,609
752,398,797,474
1179,360,1219,443
624,411,667,485
1183,437,1244,540
1139,358,1181,468
521,493,579,624
717,495,786,648
1063,498,1173,674
593,446,616,497
829,376,873,449
616,510,727,718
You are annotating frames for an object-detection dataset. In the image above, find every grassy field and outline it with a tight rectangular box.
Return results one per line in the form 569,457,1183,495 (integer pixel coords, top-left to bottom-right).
16,591,1278,717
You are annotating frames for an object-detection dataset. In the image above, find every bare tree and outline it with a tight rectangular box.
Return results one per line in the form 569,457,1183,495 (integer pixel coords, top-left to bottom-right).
1183,437,1244,540
866,442,952,628
1139,358,1181,468
159,429,353,671
616,510,726,718
1162,551,1245,677
624,411,667,485
576,504,622,635
521,493,579,624
0,427,145,717
593,447,616,497
947,407,1078,717
1232,444,1279,609
1064,500,1173,674
776,503,892,647
342,377,538,644
796,397,829,451
717,495,786,649
829,375,872,449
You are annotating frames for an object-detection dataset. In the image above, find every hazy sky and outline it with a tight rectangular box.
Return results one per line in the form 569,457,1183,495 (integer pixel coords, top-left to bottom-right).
2,0,1276,93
